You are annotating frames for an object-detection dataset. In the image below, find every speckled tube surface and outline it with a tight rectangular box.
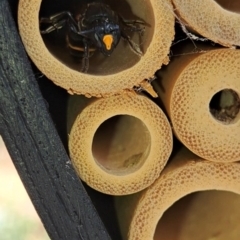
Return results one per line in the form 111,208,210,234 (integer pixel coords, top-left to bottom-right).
115,148,240,239
153,46,240,162
67,94,173,195
172,0,240,47
18,0,175,97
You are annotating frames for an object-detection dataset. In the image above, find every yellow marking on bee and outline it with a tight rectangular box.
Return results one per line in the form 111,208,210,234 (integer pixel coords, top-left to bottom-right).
103,34,113,50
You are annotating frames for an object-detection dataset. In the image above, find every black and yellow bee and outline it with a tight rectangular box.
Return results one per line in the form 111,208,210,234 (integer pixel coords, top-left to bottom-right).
40,2,145,72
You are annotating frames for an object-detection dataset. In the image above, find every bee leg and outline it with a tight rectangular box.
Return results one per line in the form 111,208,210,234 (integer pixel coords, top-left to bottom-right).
40,19,67,34
81,42,90,73
119,16,145,56
40,11,78,34
121,31,143,56
119,16,146,34
122,19,145,25
119,15,146,26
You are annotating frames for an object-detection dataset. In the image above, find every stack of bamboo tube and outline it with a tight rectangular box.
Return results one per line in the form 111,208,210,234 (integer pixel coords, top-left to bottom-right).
18,0,240,239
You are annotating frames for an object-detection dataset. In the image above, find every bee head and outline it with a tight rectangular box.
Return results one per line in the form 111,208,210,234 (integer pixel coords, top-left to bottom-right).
94,23,121,56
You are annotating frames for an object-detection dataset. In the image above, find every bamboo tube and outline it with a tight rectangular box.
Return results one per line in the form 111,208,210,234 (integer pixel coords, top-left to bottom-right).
172,0,240,47
115,147,240,240
152,45,240,162
67,93,173,195
18,0,175,97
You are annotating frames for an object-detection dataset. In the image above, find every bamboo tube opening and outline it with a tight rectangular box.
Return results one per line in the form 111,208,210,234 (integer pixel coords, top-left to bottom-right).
209,89,240,124
68,94,173,195
92,115,151,175
18,0,174,96
215,0,240,13
172,0,240,47
154,190,240,240
39,0,154,76
118,149,240,239
153,48,240,162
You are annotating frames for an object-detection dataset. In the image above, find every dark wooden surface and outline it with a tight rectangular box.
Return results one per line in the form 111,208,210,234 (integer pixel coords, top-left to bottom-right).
0,0,111,239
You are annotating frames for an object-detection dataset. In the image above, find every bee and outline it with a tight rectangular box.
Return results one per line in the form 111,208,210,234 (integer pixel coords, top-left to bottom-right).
40,2,146,72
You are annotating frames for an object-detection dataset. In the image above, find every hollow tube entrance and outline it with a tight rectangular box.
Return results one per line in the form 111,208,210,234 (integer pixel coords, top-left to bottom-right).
209,88,240,124
39,0,154,75
154,190,240,240
214,0,240,13
92,115,151,175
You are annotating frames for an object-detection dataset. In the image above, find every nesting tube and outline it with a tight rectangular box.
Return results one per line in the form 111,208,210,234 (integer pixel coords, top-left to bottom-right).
18,0,175,97
67,94,173,195
115,148,240,240
172,0,240,47
153,45,240,162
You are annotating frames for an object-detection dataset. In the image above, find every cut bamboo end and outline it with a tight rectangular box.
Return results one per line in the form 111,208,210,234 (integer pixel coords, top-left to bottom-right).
18,0,175,97
68,94,173,195
172,0,240,47
115,148,240,239
154,48,240,162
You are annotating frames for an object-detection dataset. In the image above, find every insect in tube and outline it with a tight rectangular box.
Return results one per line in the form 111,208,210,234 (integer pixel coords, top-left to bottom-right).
40,2,146,72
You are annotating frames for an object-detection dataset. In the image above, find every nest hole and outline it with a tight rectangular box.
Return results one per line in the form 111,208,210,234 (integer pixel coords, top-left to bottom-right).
154,190,240,240
91,115,151,175
215,0,240,13
209,89,240,124
39,0,154,75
